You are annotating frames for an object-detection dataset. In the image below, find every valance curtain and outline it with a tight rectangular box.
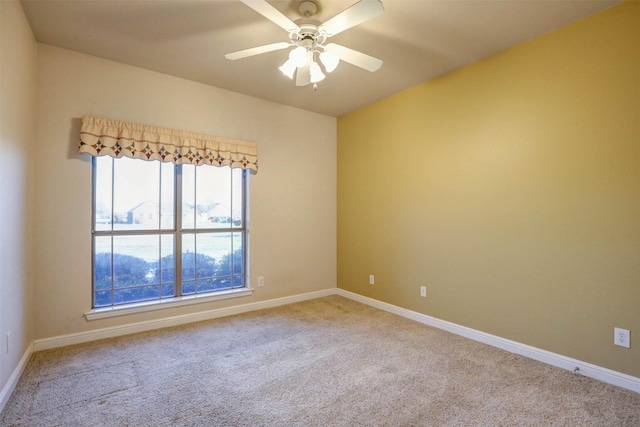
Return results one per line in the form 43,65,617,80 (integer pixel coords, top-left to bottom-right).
78,115,258,173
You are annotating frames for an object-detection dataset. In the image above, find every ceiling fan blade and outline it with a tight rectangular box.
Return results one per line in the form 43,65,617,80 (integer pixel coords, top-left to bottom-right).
225,42,290,60
325,43,383,72
240,0,300,33
296,63,311,86
319,0,384,37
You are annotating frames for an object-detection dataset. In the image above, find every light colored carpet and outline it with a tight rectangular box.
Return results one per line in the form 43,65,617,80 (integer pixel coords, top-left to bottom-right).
2,296,639,426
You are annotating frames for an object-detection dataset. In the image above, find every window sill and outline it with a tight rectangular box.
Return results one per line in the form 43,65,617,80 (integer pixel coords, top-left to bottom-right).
84,288,254,321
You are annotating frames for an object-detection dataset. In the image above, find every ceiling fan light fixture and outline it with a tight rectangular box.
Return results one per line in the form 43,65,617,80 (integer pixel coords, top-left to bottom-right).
289,46,308,67
279,58,297,79
310,61,325,83
227,0,385,89
319,51,339,72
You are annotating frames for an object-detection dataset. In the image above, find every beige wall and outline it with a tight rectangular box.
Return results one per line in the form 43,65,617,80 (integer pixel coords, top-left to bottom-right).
338,2,639,377
0,1,37,397
33,45,336,339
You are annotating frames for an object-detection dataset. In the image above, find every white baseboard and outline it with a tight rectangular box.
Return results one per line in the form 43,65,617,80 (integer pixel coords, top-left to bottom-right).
33,288,336,351
337,288,640,394
0,342,33,414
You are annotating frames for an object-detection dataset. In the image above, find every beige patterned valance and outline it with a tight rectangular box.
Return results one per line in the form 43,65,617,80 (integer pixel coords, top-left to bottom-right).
78,115,258,173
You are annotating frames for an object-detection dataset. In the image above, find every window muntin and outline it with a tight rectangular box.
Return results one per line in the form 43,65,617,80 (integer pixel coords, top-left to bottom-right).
92,156,246,308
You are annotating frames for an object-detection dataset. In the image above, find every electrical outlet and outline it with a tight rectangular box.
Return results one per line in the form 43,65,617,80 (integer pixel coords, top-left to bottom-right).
257,276,264,287
369,275,374,285
614,327,630,348
420,286,427,298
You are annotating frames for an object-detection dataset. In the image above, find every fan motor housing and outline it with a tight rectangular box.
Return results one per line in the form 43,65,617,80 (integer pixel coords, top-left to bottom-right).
291,19,326,46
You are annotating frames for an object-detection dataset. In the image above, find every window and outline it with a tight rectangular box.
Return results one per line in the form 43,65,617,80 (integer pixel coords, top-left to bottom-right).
92,156,247,308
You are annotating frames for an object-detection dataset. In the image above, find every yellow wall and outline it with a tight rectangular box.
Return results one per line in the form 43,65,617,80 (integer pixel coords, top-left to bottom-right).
338,2,639,377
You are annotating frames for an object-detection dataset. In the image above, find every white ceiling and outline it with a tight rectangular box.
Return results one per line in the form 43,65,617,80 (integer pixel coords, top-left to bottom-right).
21,0,621,117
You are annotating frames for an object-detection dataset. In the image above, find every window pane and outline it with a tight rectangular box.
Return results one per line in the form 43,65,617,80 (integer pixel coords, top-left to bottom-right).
181,166,196,228
232,232,244,275
183,280,195,295
94,157,113,231
182,233,195,281
197,277,231,292
196,234,223,278
112,235,159,293
160,162,175,230
114,285,161,305
232,275,244,289
231,169,244,229
162,283,175,297
196,166,231,229
217,232,244,277
95,291,112,307
160,235,174,285
182,165,237,230
112,158,168,231
180,231,244,294
94,236,112,291
196,278,216,293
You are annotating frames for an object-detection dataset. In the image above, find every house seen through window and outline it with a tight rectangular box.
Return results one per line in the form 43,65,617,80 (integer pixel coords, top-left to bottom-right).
92,156,246,308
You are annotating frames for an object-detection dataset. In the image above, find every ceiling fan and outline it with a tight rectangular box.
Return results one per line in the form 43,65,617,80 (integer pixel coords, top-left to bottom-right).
225,0,384,88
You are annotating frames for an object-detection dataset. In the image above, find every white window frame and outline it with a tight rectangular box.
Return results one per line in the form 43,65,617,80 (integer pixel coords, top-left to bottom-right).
85,158,252,320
